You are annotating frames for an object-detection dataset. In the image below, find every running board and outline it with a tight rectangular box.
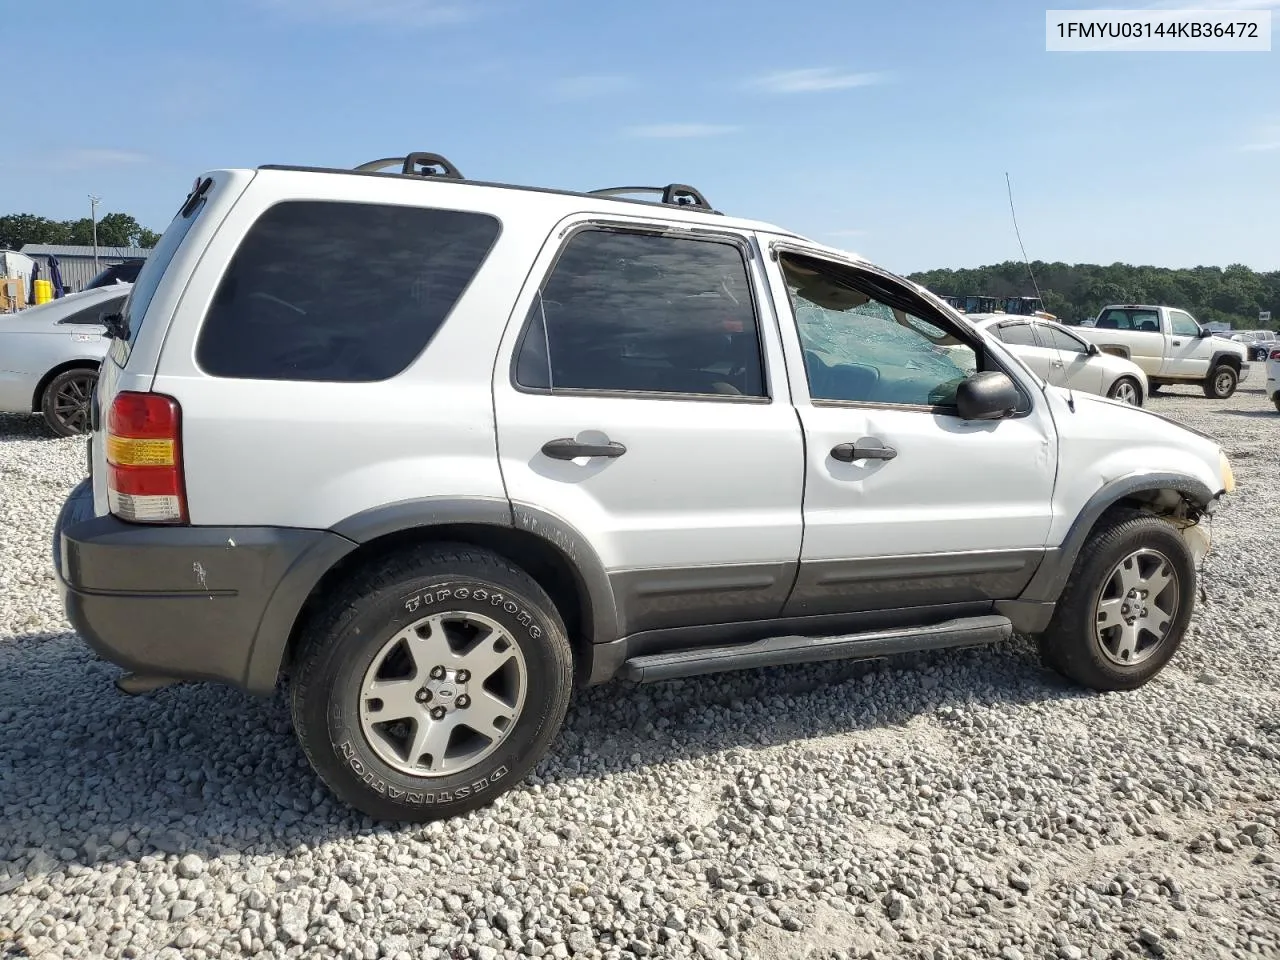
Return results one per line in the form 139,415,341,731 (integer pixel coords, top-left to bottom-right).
621,615,1012,683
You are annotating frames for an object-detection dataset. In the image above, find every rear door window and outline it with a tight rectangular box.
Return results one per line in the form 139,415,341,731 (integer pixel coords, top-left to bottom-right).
513,228,765,398
195,200,500,382
995,321,1040,347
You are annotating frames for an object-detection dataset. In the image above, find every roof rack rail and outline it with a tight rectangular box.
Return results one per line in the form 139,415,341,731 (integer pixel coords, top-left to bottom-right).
354,152,464,179
589,183,718,212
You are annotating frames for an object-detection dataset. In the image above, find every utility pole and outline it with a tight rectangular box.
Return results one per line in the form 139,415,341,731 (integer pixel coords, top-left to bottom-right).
88,194,102,272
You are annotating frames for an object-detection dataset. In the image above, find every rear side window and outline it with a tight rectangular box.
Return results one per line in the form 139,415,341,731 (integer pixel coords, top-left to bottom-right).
514,228,765,398
195,201,500,382
59,294,128,326
119,193,208,357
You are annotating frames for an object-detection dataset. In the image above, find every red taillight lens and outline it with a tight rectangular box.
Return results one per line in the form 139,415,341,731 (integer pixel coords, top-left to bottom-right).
1270,348,1280,361
105,392,187,524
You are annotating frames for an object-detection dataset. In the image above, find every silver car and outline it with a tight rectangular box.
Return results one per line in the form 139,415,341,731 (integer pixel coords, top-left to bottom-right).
967,312,1150,405
0,284,130,436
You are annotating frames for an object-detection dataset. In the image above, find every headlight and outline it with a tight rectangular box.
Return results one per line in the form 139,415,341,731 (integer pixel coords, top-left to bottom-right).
1219,449,1235,494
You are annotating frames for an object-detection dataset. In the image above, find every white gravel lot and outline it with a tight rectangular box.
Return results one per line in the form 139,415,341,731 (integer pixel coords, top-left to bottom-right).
1,384,1277,960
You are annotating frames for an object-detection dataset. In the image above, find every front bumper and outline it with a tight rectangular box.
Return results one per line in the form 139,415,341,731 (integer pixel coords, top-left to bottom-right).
53,479,356,695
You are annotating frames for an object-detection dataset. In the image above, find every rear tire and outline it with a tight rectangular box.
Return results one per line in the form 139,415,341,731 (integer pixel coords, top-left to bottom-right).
1202,364,1238,399
1106,376,1142,406
40,367,98,437
1037,509,1195,692
290,543,574,822
1273,393,1280,414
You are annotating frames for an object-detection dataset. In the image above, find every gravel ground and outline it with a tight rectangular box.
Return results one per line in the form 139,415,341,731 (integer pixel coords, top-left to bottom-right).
1,384,1277,960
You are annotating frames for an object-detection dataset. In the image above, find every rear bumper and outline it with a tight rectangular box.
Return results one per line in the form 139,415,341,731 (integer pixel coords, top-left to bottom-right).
53,479,356,695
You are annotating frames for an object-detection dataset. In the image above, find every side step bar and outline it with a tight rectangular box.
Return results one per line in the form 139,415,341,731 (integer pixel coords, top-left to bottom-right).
621,615,1012,683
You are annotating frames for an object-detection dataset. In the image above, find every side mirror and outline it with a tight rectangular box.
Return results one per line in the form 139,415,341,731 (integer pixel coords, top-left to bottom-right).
1086,342,1099,356
1197,327,1212,338
956,371,1020,421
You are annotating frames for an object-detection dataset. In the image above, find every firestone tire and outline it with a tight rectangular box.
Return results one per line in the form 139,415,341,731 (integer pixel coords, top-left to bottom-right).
1202,364,1238,399
290,543,573,822
1037,509,1196,692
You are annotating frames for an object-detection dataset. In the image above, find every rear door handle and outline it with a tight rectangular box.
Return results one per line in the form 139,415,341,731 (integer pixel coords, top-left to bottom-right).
831,439,897,462
541,437,627,460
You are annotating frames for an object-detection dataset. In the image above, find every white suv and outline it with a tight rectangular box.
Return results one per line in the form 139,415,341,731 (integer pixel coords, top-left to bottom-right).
52,153,1236,821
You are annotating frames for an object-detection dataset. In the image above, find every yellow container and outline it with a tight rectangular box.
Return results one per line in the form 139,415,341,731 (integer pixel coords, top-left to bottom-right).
33,279,52,305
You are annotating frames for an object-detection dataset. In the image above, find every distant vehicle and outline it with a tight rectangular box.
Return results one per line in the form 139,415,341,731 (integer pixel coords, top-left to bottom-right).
1073,304,1250,399
939,294,1050,318
83,258,146,291
1229,329,1279,363
968,313,1148,405
1000,296,1047,316
1267,347,1280,413
0,284,130,435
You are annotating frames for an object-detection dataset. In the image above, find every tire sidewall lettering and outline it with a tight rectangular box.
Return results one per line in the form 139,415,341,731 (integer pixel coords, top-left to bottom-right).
338,738,509,807
401,585,545,641
329,576,542,808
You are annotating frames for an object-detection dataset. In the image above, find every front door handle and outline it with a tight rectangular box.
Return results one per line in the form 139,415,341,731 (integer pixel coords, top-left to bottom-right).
541,437,627,460
1171,340,1182,346
831,439,897,462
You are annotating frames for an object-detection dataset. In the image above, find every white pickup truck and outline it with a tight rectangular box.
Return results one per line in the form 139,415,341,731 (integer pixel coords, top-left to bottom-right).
1075,304,1250,399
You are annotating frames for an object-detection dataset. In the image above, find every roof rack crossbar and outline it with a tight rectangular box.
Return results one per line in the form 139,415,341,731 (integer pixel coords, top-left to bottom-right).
354,152,464,179
589,183,716,212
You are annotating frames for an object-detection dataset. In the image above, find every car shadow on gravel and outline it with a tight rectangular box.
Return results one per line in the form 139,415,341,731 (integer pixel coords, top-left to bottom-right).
1215,409,1278,419
0,413,57,443
0,631,1090,874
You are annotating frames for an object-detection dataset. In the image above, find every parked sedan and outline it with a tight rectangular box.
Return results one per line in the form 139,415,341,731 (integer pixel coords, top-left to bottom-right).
0,285,129,436
967,313,1148,405
1230,329,1279,363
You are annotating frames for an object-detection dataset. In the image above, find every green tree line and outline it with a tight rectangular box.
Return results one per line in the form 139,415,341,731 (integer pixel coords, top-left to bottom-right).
0,213,161,252
908,261,1280,329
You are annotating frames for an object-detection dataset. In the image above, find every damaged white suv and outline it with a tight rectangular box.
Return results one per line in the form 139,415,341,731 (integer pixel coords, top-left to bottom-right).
52,152,1235,821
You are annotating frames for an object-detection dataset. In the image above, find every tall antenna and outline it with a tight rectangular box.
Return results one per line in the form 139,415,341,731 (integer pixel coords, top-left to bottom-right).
1005,172,1073,412
1005,172,1044,306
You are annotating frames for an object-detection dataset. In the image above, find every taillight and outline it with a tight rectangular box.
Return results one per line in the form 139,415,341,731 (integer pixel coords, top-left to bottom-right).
1270,348,1280,361
106,392,187,524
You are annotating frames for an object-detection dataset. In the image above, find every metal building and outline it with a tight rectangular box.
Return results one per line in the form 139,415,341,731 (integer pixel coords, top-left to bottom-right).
18,244,150,294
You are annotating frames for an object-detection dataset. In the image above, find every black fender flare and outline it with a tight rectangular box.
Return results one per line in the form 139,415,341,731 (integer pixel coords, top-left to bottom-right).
1018,470,1216,607
243,497,621,694
1207,349,1242,373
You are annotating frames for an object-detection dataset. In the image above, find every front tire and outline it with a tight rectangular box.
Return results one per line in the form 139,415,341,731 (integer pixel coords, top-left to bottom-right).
1106,376,1142,406
1038,509,1196,691
290,544,573,822
1203,364,1238,399
41,367,98,437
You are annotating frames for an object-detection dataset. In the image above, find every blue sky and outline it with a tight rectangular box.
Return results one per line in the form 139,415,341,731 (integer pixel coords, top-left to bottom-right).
1,0,1276,274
